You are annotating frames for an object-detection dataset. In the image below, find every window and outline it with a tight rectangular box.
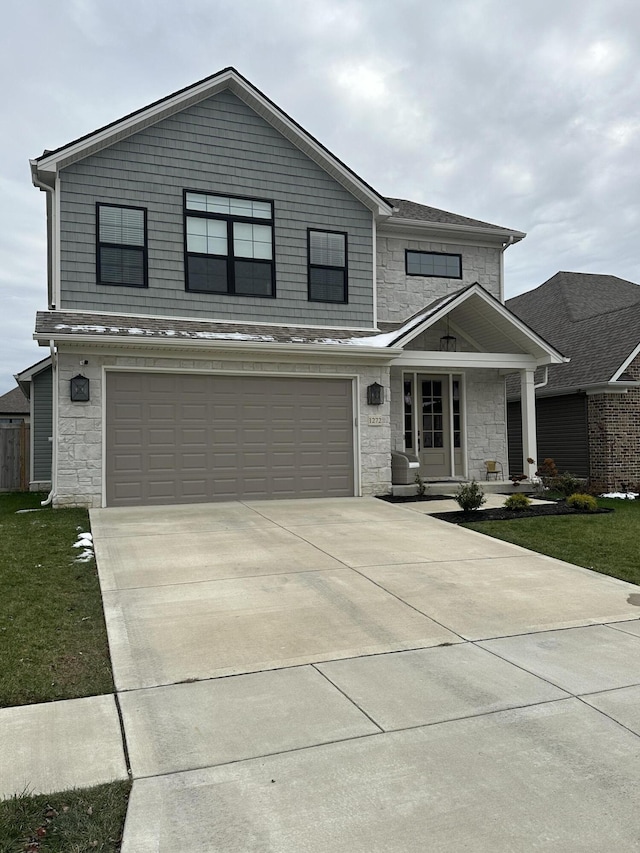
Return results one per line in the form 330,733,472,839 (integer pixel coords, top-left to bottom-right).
97,204,147,287
406,250,461,279
421,379,444,448
308,229,347,303
452,378,461,448
185,191,275,297
403,378,413,449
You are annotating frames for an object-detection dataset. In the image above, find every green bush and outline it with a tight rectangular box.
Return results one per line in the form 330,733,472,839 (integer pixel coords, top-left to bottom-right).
553,472,584,497
504,493,532,512
454,480,486,512
567,493,598,512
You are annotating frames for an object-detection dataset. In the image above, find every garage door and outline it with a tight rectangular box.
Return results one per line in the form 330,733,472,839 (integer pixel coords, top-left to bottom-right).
105,372,355,506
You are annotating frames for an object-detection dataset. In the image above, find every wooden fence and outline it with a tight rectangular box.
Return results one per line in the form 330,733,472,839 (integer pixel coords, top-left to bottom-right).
0,423,30,492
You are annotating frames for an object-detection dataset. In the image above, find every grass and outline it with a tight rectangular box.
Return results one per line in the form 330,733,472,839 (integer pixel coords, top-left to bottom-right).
0,492,114,708
0,781,131,852
462,497,640,585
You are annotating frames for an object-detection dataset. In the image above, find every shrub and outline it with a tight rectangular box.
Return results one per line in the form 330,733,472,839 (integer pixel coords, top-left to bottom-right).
415,473,427,497
567,493,598,512
504,493,532,512
454,480,486,512
553,472,584,498
536,458,558,486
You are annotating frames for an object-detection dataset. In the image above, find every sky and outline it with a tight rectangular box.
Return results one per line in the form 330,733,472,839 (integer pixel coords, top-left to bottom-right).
2,0,640,391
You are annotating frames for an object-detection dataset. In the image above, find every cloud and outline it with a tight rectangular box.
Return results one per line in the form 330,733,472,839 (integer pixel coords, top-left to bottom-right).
1,0,640,389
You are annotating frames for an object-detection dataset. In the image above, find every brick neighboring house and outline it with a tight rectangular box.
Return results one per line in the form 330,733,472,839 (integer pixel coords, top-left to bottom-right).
28,67,565,508
506,272,640,491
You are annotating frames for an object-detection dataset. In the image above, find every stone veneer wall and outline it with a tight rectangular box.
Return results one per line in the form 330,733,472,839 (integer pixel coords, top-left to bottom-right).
465,369,508,480
587,355,640,491
54,349,391,507
376,234,502,323
389,367,508,481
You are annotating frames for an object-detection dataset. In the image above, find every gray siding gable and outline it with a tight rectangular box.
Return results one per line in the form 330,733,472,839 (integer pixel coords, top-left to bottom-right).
33,366,53,482
58,90,374,327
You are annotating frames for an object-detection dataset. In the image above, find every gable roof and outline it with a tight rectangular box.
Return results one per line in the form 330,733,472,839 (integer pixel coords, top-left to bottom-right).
31,67,392,218
31,68,525,240
15,356,53,397
0,386,29,414
506,271,640,392
369,282,566,361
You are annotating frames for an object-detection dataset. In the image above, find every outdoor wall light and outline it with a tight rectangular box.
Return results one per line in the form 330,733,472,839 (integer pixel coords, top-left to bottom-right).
70,374,90,402
367,382,384,406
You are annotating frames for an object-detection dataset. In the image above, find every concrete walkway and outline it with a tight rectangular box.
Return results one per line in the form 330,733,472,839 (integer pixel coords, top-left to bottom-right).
5,497,640,850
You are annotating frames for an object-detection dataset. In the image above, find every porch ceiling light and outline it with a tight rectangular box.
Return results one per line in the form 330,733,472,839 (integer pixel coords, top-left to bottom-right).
439,316,457,352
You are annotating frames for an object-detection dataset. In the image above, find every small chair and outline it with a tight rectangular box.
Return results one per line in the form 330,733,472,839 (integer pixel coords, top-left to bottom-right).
485,460,503,480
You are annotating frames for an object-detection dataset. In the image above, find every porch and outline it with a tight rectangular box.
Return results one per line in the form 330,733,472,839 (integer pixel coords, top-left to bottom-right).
381,283,569,486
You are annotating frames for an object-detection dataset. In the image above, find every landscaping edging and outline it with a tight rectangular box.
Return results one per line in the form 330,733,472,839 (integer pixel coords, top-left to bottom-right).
431,504,614,524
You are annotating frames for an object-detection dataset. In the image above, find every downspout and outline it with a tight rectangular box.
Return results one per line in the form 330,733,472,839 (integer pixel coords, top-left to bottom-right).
499,235,515,303
534,366,548,390
41,340,58,507
30,167,56,309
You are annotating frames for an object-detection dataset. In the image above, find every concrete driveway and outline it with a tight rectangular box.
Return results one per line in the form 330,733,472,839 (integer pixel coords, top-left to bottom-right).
90,497,640,852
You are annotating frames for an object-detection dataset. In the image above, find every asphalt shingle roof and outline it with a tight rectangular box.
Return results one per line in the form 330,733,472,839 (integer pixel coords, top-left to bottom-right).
386,198,519,233
0,386,29,414
506,272,640,392
35,312,392,347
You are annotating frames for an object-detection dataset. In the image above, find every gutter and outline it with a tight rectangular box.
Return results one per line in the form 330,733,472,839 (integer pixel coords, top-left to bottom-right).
30,163,56,309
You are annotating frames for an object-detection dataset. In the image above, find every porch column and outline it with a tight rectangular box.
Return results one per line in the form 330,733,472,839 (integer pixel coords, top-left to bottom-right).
520,368,537,480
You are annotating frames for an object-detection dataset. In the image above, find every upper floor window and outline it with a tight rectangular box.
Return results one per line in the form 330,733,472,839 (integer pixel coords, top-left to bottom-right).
97,204,147,288
405,250,462,279
308,229,348,303
185,191,275,297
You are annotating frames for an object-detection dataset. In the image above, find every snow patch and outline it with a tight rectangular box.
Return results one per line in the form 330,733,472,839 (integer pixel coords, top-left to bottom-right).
600,492,639,500
73,531,94,562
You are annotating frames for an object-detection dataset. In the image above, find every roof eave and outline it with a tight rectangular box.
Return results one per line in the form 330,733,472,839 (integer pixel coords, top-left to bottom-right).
509,380,640,400
379,216,526,243
34,332,401,359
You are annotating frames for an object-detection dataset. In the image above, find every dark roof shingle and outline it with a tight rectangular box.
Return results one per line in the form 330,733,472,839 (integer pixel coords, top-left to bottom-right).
506,272,640,391
386,197,521,233
0,386,29,414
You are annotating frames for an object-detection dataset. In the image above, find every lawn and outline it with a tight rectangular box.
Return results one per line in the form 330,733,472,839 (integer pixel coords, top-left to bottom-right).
0,492,114,708
0,781,131,852
462,497,640,585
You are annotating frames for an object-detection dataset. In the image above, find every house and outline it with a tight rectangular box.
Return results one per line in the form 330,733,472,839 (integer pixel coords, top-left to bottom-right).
0,386,30,424
506,272,640,491
28,67,565,508
15,357,53,492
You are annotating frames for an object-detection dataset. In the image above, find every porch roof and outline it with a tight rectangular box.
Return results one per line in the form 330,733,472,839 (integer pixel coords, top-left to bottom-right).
377,283,568,367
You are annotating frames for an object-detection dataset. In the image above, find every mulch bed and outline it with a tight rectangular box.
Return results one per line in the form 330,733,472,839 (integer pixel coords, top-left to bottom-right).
431,503,614,524
377,493,451,503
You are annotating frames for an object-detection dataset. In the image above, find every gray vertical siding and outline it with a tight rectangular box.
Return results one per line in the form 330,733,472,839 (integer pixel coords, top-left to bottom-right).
58,90,374,326
33,367,53,481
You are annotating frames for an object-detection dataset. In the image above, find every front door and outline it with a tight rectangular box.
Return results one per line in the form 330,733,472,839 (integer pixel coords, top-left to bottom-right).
418,375,450,477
